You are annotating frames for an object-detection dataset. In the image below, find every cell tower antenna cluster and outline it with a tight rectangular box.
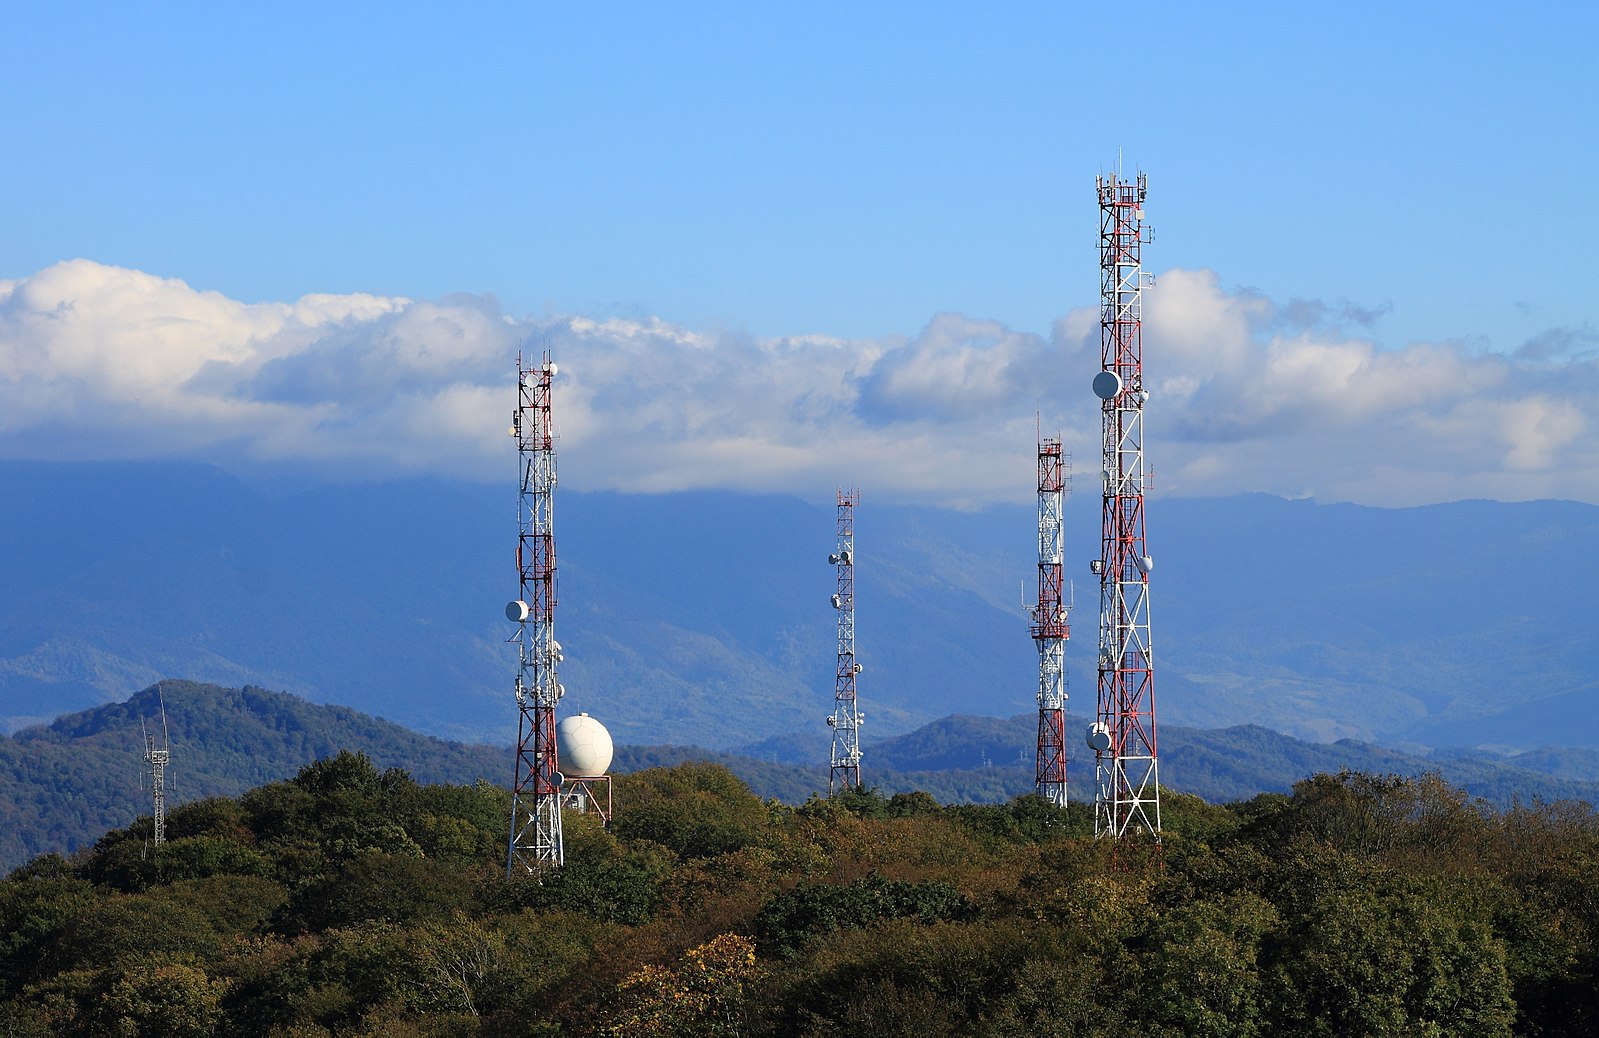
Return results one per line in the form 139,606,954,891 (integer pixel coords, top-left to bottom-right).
826,487,864,793
1030,431,1069,807
506,351,565,874
1089,169,1161,839
141,685,172,847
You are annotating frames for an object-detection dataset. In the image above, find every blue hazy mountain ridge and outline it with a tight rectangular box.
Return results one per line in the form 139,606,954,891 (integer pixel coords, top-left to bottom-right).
1,460,1597,754
738,712,1599,801
752,711,1599,806
1155,494,1599,748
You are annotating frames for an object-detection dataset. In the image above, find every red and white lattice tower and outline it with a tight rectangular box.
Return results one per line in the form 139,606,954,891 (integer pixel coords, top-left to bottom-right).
827,488,863,793
506,352,565,873
1030,433,1069,807
1089,170,1161,839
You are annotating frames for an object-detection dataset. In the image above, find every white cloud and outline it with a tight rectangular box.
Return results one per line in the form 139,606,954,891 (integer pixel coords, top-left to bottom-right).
1133,269,1598,504
1,259,1596,507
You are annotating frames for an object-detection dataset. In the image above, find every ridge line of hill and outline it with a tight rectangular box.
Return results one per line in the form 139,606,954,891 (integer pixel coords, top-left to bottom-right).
4,679,1597,872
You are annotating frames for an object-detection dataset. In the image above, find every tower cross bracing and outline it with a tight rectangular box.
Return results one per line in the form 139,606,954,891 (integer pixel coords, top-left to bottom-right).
827,488,863,793
1092,171,1161,840
507,353,565,874
1031,435,1069,807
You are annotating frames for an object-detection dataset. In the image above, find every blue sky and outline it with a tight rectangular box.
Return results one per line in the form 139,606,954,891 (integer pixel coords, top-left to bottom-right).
2,4,1597,506
7,3,1594,346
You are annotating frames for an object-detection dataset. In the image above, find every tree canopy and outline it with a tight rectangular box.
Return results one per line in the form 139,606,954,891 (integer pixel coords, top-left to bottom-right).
0,759,1595,1036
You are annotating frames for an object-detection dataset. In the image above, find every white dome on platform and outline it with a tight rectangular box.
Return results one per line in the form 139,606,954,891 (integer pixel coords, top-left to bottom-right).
556,713,614,777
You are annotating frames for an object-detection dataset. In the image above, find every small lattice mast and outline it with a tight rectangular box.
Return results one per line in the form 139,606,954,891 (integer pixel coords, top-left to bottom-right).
1090,169,1161,839
827,488,863,792
507,352,564,874
1030,434,1069,806
141,686,171,847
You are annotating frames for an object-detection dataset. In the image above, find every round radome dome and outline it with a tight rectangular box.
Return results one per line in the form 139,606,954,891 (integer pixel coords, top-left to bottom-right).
556,713,614,777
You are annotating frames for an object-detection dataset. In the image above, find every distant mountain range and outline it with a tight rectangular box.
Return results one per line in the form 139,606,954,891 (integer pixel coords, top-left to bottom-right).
2,460,1597,756
4,680,1596,873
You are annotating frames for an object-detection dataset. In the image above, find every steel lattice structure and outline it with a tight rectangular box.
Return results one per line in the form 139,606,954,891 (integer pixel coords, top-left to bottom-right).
1030,435,1069,807
141,694,171,848
1091,171,1161,840
507,353,564,874
827,488,863,793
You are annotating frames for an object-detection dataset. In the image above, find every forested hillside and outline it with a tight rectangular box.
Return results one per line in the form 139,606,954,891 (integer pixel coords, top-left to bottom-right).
1,756,1595,1036
0,681,503,871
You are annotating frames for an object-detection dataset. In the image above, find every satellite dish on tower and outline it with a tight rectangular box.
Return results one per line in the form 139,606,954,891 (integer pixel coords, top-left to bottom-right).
506,600,530,622
1092,370,1123,400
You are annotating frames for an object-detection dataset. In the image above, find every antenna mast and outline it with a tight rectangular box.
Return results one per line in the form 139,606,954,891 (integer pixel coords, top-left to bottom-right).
827,487,863,793
142,688,171,847
507,352,564,874
1090,169,1161,839
1030,433,1069,806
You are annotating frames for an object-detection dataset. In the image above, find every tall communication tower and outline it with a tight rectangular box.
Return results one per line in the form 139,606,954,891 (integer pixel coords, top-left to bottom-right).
141,689,171,847
1089,169,1161,839
1030,433,1069,807
827,488,863,793
506,352,564,874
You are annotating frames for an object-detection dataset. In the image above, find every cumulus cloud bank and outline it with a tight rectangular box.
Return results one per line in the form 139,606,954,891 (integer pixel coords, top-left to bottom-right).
1,259,1594,507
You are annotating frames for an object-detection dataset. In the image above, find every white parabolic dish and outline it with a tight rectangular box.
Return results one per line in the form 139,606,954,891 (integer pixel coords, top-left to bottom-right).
1092,370,1123,400
556,713,614,777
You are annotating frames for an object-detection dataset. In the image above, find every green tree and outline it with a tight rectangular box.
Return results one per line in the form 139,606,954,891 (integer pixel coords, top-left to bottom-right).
755,874,974,956
1137,893,1278,1037
1261,851,1515,1037
0,866,99,992
502,846,671,926
279,851,472,933
987,952,1120,1038
48,892,231,972
407,912,507,1018
614,764,774,861
885,790,941,818
93,962,226,1038
831,785,891,819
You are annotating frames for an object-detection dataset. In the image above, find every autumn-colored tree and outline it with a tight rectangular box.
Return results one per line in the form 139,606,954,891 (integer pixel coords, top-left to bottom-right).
606,933,758,1037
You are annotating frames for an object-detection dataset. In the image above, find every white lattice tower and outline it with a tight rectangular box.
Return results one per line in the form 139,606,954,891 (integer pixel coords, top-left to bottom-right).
142,714,170,847
827,488,863,792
